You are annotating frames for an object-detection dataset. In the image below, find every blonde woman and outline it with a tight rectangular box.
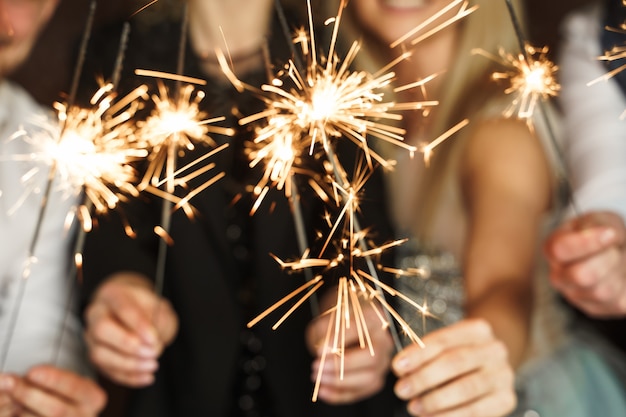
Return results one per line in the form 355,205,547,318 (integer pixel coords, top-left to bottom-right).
306,1,626,416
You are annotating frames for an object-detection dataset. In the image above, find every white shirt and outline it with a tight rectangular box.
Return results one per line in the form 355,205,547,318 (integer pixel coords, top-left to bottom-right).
559,4,626,220
0,80,89,375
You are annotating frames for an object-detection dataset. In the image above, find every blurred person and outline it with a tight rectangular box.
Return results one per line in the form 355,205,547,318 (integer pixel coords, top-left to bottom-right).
544,0,626,322
321,0,626,416
78,0,398,416
0,0,106,415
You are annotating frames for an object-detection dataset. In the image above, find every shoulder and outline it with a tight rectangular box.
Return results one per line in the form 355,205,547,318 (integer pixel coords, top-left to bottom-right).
464,118,545,164
461,117,553,206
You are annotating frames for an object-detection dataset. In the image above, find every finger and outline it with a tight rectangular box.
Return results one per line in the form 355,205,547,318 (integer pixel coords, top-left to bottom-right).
0,389,17,417
99,368,155,388
93,275,166,347
97,290,160,348
563,289,626,318
153,299,179,347
575,211,626,241
315,373,386,405
9,376,77,417
557,252,623,306
25,366,106,414
547,226,618,264
313,351,388,404
392,319,493,376
85,307,159,360
406,384,517,417
417,361,514,415
395,339,507,400
561,247,621,289
315,368,385,393
87,342,158,385
314,343,390,376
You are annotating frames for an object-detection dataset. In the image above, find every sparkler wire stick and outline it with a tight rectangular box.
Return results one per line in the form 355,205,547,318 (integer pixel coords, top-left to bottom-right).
289,180,319,317
0,0,98,370
239,1,450,389
313,0,403,351
153,4,190,300
325,146,403,352
249,0,319,317
273,0,304,71
504,0,579,213
278,0,319,316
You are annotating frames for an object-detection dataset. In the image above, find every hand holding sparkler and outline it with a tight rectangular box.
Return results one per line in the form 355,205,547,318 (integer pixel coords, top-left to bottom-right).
305,288,394,404
544,211,626,318
391,319,516,417
0,365,106,417
84,273,178,387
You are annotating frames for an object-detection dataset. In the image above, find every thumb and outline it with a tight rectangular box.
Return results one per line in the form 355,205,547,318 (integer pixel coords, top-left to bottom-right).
153,298,179,347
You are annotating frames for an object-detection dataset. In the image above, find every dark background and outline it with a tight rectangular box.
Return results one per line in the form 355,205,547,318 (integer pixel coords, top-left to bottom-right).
11,0,594,106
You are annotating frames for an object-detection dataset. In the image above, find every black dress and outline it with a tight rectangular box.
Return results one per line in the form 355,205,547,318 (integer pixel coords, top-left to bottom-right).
80,9,400,417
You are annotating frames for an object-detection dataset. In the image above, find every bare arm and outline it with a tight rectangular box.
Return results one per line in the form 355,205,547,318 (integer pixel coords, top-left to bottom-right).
391,119,552,417
461,118,552,366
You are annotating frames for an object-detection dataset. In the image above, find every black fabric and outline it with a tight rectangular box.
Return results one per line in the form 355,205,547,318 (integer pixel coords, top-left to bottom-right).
80,8,399,417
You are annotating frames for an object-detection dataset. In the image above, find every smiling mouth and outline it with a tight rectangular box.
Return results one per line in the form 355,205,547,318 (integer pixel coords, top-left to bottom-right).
381,0,428,9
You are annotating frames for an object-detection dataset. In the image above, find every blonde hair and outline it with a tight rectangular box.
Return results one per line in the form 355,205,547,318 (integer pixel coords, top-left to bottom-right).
323,0,527,239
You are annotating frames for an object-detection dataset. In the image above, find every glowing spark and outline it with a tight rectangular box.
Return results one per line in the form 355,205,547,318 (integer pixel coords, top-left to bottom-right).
8,84,150,226
390,0,478,48
588,20,626,86
473,45,560,120
135,69,207,86
221,0,443,182
221,0,456,214
420,119,469,165
232,0,481,399
136,79,234,209
247,161,426,401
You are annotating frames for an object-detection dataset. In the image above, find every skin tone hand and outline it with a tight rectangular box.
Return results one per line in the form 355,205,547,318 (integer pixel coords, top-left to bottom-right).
305,292,394,404
544,211,626,317
84,273,179,387
0,392,16,417
392,319,516,417
0,365,106,417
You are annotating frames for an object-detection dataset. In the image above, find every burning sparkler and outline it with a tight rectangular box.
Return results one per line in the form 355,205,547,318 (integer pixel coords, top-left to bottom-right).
6,83,151,228
472,45,560,120
55,84,150,221
133,69,235,298
247,158,428,401
136,72,234,195
0,79,154,368
210,0,483,398
209,0,482,400
474,0,582,216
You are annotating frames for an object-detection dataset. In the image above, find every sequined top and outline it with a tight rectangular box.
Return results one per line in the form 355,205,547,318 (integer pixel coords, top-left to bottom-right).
395,241,464,340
